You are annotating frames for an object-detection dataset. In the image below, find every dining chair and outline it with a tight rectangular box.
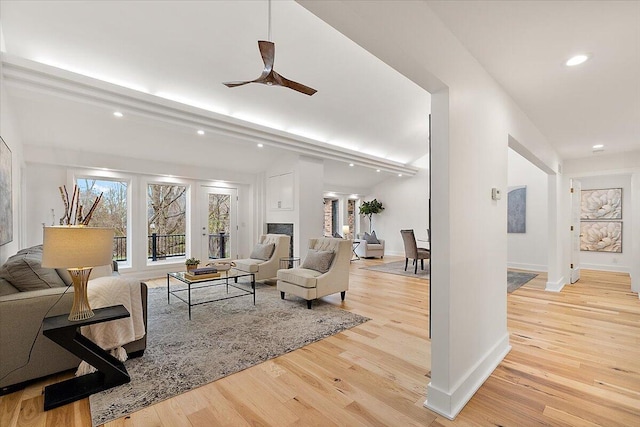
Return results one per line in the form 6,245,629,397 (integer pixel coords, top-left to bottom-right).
400,229,430,274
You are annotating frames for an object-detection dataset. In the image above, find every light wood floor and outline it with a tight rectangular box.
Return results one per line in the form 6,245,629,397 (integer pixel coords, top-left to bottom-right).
1,258,639,426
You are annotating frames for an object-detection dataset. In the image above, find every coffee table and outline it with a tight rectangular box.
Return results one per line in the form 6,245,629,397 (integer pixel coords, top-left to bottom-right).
167,269,256,319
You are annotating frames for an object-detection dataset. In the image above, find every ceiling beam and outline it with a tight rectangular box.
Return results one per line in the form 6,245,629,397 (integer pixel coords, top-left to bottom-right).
2,54,419,176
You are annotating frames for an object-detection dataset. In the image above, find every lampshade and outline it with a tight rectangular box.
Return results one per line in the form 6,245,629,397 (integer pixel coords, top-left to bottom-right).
42,226,115,268
342,225,350,236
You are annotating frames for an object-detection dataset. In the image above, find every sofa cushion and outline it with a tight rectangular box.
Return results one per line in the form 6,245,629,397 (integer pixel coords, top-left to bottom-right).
301,249,334,273
234,258,262,273
0,278,19,296
0,251,67,292
249,243,275,261
366,243,384,250
277,268,322,288
363,231,380,244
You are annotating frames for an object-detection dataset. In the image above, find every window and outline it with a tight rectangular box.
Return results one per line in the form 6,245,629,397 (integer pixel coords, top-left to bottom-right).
147,183,187,261
76,178,128,261
207,193,231,259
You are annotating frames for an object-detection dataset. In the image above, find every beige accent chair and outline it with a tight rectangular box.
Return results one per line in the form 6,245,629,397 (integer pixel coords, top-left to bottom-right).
234,234,291,282
277,238,351,309
354,234,385,259
400,229,430,274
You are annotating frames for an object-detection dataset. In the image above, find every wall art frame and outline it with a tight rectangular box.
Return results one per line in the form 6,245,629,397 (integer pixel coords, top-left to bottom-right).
507,185,526,233
580,188,622,220
0,136,13,246
580,221,622,253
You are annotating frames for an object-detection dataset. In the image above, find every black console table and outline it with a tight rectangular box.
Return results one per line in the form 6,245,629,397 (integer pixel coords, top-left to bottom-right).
42,305,131,411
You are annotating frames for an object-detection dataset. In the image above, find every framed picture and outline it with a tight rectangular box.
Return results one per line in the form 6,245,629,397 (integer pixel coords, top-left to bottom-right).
580,221,622,253
580,188,622,220
0,136,12,246
507,185,526,233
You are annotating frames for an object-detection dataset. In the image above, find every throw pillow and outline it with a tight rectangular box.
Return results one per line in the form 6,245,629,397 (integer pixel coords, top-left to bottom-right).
301,249,335,273
249,243,275,261
332,232,343,239
0,278,19,296
364,231,380,244
0,251,67,292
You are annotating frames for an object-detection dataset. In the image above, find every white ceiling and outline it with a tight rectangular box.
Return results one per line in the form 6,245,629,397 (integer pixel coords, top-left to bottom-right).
0,0,430,191
426,0,640,159
1,0,638,184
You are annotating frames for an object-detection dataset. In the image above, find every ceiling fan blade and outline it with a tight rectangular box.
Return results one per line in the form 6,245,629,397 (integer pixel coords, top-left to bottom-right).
273,71,317,96
258,40,275,72
223,80,254,88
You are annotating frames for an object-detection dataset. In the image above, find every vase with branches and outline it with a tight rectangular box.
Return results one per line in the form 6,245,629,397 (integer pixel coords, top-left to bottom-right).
359,199,384,233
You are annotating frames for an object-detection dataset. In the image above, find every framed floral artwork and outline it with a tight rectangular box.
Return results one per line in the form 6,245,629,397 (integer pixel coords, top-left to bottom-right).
580,221,622,253
580,188,622,220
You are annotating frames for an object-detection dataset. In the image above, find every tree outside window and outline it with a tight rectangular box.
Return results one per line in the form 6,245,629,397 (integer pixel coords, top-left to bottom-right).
147,184,187,260
76,178,128,261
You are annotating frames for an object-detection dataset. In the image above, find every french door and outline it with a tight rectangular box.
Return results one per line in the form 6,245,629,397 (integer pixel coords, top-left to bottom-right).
200,186,238,261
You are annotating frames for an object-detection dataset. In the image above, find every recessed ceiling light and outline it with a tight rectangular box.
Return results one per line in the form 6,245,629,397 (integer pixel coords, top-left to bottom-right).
592,144,604,149
113,111,123,118
376,169,381,173
349,163,354,167
566,54,589,66
197,130,205,135
398,174,403,177
257,143,264,148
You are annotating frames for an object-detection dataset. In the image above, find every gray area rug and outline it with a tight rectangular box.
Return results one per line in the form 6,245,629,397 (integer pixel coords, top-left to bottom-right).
361,260,430,278
507,271,538,293
362,261,538,292
90,281,368,426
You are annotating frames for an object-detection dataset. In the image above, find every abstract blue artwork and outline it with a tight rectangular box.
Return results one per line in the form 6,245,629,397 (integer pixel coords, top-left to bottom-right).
507,186,526,233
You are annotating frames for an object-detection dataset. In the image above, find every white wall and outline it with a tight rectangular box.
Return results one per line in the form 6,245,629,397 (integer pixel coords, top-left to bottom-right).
365,167,429,256
296,156,324,259
507,148,548,271
299,1,563,419
0,61,24,264
23,146,256,280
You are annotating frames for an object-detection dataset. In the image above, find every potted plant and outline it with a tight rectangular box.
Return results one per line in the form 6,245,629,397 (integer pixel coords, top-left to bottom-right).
185,257,200,272
359,199,385,233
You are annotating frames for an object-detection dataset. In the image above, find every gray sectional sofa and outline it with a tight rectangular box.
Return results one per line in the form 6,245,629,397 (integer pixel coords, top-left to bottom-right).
0,245,147,394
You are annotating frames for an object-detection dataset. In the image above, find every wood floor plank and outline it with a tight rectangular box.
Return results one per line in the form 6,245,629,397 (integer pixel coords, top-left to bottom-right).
2,262,639,426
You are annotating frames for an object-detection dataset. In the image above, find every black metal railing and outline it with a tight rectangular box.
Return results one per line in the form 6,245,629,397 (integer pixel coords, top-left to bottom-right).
113,236,127,262
112,233,229,262
148,233,186,261
208,232,229,259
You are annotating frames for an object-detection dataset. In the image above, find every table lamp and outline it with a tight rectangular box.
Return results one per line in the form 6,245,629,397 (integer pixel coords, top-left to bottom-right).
342,225,350,239
42,226,115,321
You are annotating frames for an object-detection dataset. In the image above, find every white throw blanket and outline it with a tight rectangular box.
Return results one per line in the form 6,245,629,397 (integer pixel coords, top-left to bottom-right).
76,275,145,376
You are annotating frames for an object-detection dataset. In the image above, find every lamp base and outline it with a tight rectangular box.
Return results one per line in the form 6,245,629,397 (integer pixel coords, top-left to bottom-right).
68,268,94,321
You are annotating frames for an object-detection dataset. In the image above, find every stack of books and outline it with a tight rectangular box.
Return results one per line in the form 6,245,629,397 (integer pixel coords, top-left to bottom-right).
185,266,220,281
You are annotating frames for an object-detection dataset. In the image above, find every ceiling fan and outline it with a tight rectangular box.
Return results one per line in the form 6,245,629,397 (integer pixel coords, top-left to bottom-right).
223,1,317,96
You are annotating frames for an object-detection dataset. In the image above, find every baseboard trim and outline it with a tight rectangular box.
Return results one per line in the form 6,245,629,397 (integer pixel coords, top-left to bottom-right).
546,276,565,292
424,332,511,420
507,262,547,272
579,263,630,274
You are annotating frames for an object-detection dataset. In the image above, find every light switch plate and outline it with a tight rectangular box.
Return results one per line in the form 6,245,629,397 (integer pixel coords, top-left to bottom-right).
491,188,501,200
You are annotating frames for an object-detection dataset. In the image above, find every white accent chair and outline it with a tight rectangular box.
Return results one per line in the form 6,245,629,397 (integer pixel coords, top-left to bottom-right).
234,234,291,282
354,234,385,259
277,237,351,309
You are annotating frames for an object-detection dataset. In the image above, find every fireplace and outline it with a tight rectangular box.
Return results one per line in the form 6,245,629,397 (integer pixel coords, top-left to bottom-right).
267,223,294,258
